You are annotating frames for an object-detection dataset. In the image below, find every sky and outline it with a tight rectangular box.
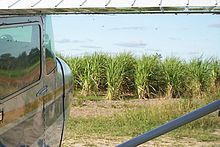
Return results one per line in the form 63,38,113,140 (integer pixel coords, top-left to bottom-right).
52,14,220,60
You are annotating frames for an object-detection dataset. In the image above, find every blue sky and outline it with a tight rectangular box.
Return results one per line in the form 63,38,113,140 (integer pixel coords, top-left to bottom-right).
52,14,220,60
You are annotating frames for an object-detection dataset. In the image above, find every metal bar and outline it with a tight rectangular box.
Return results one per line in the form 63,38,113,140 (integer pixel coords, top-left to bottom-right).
159,0,164,12
159,0,163,6
8,0,23,8
31,0,43,7
55,0,65,7
210,0,218,11
131,0,137,7
80,0,88,7
117,99,220,147
1,10,220,15
105,0,112,7
185,0,190,11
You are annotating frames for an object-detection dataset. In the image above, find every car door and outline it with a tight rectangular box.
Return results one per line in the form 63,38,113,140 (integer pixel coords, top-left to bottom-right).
0,17,45,146
43,16,64,146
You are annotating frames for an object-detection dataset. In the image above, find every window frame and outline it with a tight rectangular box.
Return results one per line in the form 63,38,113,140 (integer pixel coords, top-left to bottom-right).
45,48,57,75
44,16,57,75
0,22,43,102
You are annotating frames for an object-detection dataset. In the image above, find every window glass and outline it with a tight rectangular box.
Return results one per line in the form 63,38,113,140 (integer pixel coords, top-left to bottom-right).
0,25,41,99
45,16,56,74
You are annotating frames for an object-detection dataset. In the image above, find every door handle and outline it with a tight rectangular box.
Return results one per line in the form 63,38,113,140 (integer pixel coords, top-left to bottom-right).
0,110,3,121
36,86,48,96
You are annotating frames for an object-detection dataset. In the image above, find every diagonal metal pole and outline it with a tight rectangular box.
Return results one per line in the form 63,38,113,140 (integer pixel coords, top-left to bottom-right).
31,0,43,7
80,0,88,7
131,0,137,7
55,0,65,7
8,0,22,8
105,0,111,7
117,99,220,147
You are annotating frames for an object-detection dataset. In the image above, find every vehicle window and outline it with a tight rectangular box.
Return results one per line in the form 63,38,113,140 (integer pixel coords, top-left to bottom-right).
0,25,41,99
45,16,56,75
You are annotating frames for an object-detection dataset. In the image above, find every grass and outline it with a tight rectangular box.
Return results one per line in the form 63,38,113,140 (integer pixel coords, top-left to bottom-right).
187,58,215,98
73,95,104,107
106,54,126,100
65,53,109,96
63,53,220,145
135,55,163,99
72,90,104,106
163,57,188,98
64,53,220,100
66,94,220,143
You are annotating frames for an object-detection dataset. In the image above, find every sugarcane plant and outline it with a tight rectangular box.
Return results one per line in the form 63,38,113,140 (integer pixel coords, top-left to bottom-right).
135,55,162,99
64,52,220,100
106,54,126,100
162,57,188,98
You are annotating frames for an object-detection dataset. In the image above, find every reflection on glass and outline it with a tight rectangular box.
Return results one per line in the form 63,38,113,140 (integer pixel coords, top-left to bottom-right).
0,25,40,99
45,16,56,75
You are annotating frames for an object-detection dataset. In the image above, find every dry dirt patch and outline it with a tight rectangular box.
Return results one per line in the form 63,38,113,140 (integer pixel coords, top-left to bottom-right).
63,135,220,147
64,98,220,147
70,98,179,118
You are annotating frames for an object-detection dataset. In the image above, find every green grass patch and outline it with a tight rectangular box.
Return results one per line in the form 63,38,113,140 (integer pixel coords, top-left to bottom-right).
67,97,220,142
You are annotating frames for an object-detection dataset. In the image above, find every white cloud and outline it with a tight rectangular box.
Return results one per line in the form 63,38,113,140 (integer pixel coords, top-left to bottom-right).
208,23,220,28
55,38,93,44
110,26,145,31
115,42,147,48
80,45,101,49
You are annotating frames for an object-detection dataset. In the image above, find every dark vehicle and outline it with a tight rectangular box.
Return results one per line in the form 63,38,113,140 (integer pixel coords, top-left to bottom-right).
0,16,73,147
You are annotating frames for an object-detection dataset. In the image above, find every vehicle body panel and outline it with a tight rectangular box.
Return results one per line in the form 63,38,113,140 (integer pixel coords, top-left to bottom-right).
0,15,72,147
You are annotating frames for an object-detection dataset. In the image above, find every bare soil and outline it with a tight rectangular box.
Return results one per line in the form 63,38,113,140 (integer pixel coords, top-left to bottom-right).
63,98,220,147
63,135,220,147
70,98,180,118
